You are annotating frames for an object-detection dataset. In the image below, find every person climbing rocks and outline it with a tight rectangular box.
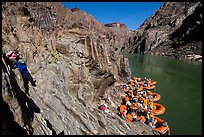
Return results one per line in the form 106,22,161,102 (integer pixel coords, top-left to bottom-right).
13,59,36,96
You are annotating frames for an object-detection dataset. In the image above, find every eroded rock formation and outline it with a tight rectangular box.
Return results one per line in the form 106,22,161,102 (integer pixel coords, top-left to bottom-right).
105,22,127,29
124,2,202,61
2,2,157,135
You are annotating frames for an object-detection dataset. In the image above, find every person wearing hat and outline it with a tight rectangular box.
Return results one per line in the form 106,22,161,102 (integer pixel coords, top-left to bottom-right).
5,48,23,69
6,50,18,68
13,59,36,95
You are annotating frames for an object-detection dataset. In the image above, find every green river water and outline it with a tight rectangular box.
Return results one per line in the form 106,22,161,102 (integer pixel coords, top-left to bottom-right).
124,53,202,135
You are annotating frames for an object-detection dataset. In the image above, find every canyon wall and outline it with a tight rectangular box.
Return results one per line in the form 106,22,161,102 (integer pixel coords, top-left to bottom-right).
124,2,202,61
2,2,156,135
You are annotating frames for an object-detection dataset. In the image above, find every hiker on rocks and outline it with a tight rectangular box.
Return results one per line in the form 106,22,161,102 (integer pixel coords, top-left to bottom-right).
13,59,36,96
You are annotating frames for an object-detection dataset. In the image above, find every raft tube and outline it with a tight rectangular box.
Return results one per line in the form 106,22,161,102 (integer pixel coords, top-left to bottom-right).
153,116,170,135
143,84,156,90
149,80,157,85
151,92,161,102
152,103,166,115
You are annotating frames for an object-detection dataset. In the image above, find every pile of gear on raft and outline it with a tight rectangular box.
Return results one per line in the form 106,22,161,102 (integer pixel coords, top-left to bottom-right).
116,76,170,135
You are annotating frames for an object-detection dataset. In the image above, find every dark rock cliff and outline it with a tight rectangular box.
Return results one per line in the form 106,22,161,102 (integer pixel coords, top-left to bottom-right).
124,2,202,61
2,2,156,135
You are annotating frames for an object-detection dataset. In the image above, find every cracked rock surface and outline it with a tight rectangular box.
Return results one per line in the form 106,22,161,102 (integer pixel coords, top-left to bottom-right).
2,2,158,135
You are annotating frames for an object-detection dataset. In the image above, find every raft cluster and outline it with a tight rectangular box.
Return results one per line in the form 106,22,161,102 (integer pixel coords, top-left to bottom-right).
116,76,170,135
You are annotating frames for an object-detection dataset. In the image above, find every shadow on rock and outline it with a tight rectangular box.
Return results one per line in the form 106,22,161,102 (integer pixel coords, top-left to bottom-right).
2,55,41,135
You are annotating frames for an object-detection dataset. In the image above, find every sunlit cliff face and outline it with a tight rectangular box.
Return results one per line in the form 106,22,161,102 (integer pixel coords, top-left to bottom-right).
124,2,202,61
2,2,158,135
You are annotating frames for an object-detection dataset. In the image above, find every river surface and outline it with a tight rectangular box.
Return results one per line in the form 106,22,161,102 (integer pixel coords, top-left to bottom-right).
124,53,202,135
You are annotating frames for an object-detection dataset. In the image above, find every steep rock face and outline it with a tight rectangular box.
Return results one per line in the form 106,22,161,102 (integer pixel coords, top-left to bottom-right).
2,2,156,135
124,2,202,61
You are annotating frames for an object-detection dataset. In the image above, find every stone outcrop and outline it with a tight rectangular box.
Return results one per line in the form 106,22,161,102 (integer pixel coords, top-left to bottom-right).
2,2,157,135
105,22,127,29
124,2,202,61
68,7,79,12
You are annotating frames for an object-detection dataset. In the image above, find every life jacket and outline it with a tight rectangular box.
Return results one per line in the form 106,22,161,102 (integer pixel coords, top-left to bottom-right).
146,114,150,120
126,113,133,122
130,80,134,86
143,98,148,107
153,104,157,110
148,84,151,88
119,105,127,113
128,84,132,88
133,77,138,81
140,115,146,122
149,102,154,108
132,102,138,109
125,96,129,102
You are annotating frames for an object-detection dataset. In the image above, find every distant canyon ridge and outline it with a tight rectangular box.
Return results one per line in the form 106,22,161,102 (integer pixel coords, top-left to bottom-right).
2,2,202,135
124,2,202,62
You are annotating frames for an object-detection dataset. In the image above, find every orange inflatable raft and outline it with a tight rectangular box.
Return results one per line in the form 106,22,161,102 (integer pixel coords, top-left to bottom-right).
152,103,166,115
151,92,161,102
149,80,157,85
153,116,170,135
146,84,156,90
